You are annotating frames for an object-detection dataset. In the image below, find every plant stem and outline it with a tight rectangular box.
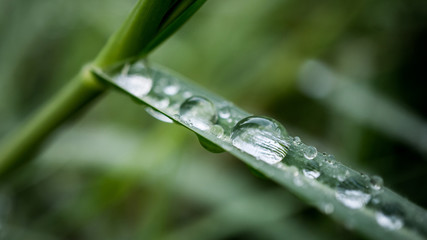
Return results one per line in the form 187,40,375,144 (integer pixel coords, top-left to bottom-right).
0,66,105,176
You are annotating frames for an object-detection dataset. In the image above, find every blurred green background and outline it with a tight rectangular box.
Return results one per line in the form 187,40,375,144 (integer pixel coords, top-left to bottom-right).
1,0,427,239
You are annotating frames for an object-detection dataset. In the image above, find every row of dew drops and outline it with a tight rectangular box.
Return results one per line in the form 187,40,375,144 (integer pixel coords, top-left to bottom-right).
111,61,409,232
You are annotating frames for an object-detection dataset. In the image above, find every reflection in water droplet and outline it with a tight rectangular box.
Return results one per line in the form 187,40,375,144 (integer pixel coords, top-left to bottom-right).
376,211,403,230
370,175,384,191
303,169,321,179
231,116,289,165
179,96,217,131
117,75,152,97
335,177,371,209
145,107,173,123
304,146,317,160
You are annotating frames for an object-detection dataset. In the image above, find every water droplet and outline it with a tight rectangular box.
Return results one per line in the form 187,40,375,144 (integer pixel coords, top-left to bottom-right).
197,135,224,153
231,116,289,165
376,211,403,230
210,125,225,138
219,108,231,119
179,96,217,131
337,170,350,182
156,98,170,109
293,136,302,146
321,203,334,214
293,171,304,186
370,175,384,191
303,169,321,179
145,107,173,123
218,105,244,125
182,91,192,98
117,75,152,97
335,177,371,209
163,84,180,96
304,146,317,160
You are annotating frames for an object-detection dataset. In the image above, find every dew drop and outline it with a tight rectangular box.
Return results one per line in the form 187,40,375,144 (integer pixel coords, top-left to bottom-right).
145,107,173,123
231,116,289,165
304,146,317,160
219,108,231,119
117,75,152,97
370,175,384,191
293,136,302,146
164,84,180,96
335,177,371,209
293,171,304,187
321,203,334,214
182,91,192,98
376,211,403,230
337,170,350,182
303,169,321,179
179,96,217,131
156,98,170,109
210,125,225,138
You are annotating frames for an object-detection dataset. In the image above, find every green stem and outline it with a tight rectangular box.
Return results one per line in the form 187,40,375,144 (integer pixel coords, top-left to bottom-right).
0,66,105,176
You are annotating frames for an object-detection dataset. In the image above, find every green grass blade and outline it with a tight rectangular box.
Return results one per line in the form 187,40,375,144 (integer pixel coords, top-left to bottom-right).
92,60,427,240
94,0,174,67
139,0,207,56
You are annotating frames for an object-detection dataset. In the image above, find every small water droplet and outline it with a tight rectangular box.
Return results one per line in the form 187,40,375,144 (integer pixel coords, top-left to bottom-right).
210,125,225,138
219,108,231,119
376,211,403,230
182,91,192,98
145,107,173,123
370,175,384,191
335,177,371,209
179,96,217,131
293,136,302,146
156,98,170,109
293,171,304,186
337,170,350,182
321,203,334,214
275,162,287,171
303,169,321,179
117,75,152,97
163,84,180,96
231,116,289,165
304,146,317,160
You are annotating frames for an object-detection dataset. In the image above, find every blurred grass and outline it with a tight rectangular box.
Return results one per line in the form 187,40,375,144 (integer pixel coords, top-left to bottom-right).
0,0,426,239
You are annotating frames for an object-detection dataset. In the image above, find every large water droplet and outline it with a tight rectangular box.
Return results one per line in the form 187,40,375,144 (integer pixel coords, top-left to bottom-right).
145,107,173,123
179,96,217,131
117,74,152,97
231,116,289,165
335,177,371,209
304,146,317,160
